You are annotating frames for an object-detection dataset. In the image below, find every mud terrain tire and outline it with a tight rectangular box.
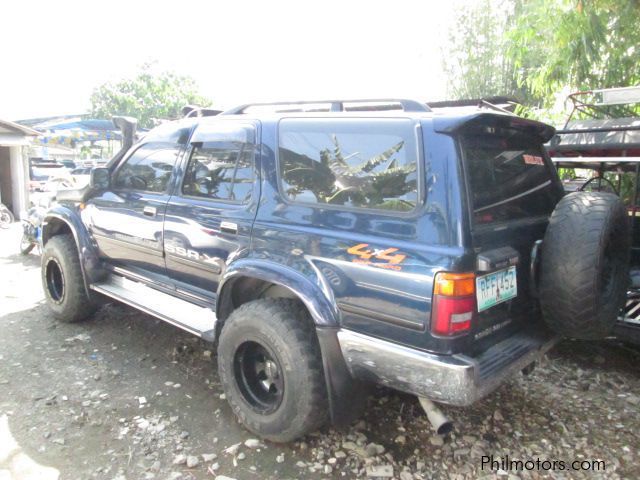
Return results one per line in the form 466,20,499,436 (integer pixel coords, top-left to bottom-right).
218,298,328,442
41,234,99,323
540,192,629,339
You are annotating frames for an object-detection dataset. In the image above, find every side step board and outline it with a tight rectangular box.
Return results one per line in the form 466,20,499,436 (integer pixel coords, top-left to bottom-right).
91,275,216,341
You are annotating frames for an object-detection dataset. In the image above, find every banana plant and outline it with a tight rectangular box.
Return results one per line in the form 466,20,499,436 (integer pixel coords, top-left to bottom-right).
282,135,416,211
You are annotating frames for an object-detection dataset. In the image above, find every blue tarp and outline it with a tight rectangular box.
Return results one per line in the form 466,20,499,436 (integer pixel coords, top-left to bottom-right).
33,118,122,146
42,119,118,132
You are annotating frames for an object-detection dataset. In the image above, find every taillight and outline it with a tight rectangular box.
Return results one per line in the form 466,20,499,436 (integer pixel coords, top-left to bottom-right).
431,272,476,336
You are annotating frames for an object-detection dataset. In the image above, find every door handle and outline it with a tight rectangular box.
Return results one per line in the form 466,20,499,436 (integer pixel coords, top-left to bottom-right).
220,221,238,234
143,206,157,217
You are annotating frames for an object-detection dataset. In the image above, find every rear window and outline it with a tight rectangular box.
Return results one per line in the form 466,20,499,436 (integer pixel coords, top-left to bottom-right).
461,129,560,225
278,118,419,212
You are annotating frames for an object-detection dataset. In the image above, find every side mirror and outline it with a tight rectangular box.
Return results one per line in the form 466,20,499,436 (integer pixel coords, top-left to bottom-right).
90,167,110,190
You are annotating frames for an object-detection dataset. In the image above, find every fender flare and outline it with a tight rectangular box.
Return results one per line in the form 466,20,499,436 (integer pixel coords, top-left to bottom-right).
42,205,104,293
216,259,340,327
216,259,367,426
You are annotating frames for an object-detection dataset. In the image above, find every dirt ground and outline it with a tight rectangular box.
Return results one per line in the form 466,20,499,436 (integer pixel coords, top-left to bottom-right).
1,223,639,480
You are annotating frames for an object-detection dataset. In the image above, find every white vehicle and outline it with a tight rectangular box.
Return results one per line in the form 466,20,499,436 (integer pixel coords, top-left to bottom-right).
30,165,73,192
70,167,93,187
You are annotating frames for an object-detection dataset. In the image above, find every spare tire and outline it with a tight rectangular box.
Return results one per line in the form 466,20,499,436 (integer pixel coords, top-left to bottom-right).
540,192,629,339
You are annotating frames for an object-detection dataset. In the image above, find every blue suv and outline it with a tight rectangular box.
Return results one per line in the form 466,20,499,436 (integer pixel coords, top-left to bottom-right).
41,99,629,442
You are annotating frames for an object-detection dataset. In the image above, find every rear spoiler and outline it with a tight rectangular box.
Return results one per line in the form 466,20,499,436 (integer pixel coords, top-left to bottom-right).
433,112,556,143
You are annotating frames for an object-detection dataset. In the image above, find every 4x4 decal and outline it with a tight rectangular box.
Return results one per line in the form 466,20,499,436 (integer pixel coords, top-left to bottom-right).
346,243,407,271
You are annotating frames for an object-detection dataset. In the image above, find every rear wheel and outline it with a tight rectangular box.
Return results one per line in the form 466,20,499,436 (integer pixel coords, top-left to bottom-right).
540,192,629,339
0,208,14,228
41,234,99,323
217,298,328,442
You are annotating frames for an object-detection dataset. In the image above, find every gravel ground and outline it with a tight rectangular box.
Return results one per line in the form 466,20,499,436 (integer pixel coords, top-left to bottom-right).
0,224,639,480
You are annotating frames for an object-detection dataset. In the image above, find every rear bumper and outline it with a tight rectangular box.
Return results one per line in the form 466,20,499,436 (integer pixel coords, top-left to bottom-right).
337,329,558,406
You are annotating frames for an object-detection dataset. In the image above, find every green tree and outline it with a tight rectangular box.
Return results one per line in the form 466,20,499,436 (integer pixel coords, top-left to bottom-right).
443,0,640,116
442,0,533,103
90,64,211,129
508,0,640,109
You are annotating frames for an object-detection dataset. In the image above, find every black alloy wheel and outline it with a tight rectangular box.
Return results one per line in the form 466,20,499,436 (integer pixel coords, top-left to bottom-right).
233,341,285,414
45,257,66,304
217,298,329,442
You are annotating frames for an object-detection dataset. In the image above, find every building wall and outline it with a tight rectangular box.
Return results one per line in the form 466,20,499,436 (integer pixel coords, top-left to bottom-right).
0,146,12,212
10,146,28,218
0,145,29,219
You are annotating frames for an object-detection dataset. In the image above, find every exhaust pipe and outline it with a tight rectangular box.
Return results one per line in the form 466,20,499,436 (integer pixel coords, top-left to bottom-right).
418,397,453,435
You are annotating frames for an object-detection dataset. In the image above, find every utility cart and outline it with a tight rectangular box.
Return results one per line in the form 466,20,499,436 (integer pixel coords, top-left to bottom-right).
548,86,640,343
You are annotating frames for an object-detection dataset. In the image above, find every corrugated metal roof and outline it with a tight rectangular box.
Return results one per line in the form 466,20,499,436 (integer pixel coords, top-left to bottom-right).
0,119,40,137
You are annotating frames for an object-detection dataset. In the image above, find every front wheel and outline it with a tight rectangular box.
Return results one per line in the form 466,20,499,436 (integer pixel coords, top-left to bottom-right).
41,234,99,323
20,231,35,255
217,299,328,442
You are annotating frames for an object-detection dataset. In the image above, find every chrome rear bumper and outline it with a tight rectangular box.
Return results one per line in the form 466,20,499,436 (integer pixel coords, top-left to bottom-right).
337,329,558,406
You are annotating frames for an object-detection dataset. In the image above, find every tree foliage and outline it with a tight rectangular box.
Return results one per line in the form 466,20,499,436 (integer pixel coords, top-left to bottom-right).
509,0,640,106
443,0,640,110
90,64,211,129
442,0,533,102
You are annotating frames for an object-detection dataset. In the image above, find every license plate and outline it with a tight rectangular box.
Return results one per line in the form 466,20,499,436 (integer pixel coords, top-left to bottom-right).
476,266,517,312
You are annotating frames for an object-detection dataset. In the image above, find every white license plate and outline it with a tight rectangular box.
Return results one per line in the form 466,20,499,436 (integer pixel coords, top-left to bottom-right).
476,266,517,312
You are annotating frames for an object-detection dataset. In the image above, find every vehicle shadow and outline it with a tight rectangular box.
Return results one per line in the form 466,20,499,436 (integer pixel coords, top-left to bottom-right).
550,337,640,377
1,252,41,268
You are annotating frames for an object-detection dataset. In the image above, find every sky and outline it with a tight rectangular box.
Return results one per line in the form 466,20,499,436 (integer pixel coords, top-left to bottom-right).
0,0,462,121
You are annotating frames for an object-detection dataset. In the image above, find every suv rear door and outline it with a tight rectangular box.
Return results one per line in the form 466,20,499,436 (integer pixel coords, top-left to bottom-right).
456,115,564,349
163,121,259,301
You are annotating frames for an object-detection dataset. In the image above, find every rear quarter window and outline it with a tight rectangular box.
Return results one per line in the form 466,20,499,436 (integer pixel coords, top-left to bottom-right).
460,129,561,225
278,118,420,212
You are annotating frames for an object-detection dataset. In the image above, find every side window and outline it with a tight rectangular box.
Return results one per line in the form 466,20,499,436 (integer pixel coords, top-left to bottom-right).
182,138,255,203
278,118,419,212
113,143,180,192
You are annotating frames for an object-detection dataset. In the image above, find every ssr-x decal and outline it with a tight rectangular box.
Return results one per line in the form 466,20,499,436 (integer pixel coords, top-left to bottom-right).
165,244,220,266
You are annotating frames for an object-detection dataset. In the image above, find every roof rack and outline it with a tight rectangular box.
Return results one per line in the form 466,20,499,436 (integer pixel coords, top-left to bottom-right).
427,96,520,112
221,98,431,115
182,105,223,118
477,99,517,115
563,86,640,127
